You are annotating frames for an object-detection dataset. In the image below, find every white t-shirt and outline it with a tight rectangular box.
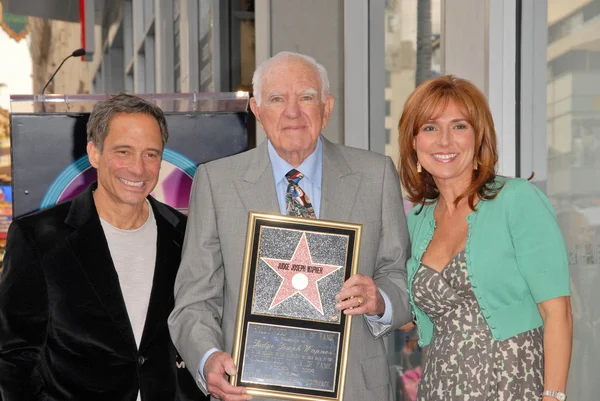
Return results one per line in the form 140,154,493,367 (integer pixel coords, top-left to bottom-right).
100,202,157,401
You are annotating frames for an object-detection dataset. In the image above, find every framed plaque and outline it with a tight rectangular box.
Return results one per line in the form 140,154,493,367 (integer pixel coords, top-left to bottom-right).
230,212,362,401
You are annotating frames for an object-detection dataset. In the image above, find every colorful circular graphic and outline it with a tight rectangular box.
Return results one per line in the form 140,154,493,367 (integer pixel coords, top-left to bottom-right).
41,149,197,214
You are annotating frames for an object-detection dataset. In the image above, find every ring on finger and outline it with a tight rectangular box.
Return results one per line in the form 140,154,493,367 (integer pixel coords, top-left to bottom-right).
356,296,364,306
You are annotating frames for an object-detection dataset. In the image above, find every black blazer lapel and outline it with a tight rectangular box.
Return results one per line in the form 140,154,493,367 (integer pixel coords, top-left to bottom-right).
139,199,185,353
65,185,137,351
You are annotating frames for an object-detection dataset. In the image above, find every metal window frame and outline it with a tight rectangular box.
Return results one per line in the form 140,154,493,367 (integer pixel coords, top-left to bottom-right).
487,0,518,177
253,0,270,145
154,0,175,93
343,0,385,153
519,0,548,188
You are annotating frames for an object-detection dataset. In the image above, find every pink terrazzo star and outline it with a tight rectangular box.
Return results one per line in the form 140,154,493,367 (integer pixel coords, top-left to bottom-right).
261,233,343,314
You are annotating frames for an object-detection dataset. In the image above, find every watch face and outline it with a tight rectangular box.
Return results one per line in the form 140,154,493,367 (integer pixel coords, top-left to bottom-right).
558,394,566,401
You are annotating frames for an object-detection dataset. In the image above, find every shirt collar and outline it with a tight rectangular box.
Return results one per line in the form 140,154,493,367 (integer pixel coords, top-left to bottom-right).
267,136,323,189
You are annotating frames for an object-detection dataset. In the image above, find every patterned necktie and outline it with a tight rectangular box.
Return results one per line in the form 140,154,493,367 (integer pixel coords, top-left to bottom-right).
285,169,316,218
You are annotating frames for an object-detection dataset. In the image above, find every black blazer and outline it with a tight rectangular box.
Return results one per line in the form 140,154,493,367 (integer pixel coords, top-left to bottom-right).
0,184,207,401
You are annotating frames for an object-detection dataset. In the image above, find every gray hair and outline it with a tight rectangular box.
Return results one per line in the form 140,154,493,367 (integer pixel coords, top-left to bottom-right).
252,51,330,106
87,93,169,152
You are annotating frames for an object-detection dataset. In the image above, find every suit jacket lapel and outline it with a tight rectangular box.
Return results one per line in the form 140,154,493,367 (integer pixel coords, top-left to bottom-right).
234,141,280,215
65,185,137,351
320,137,361,222
138,199,184,352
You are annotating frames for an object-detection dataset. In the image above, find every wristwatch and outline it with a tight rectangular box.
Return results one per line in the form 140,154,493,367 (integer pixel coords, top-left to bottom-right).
542,390,567,401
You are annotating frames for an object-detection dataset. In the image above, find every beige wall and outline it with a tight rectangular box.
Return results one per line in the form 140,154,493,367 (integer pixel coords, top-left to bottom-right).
29,18,92,96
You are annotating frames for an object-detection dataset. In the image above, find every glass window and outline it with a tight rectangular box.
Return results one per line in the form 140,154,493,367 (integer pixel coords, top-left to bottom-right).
232,0,256,93
123,0,134,63
383,1,441,399
232,0,256,147
196,0,255,94
547,2,600,399
144,0,155,32
173,0,181,92
199,0,215,92
384,0,441,168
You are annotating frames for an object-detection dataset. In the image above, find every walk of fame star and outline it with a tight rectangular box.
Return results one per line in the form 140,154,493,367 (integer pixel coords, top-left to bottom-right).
261,233,343,314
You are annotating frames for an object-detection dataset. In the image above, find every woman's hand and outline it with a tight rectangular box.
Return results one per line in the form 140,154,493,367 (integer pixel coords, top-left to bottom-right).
399,321,415,332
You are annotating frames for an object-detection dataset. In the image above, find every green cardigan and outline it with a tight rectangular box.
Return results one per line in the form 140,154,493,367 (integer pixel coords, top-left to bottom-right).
407,176,570,346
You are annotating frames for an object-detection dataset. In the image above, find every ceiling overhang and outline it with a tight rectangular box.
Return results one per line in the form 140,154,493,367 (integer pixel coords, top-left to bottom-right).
1,0,81,22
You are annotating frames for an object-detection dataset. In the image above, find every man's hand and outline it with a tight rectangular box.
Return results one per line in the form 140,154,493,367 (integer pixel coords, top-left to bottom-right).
204,351,252,401
334,273,384,316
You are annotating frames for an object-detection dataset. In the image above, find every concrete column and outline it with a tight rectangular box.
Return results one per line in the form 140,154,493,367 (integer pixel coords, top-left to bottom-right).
154,0,174,93
254,0,345,146
441,0,517,176
179,0,199,92
441,0,488,93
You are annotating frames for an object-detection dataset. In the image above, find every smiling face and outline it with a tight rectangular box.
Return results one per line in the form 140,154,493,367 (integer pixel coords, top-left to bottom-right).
249,57,334,167
87,113,163,212
414,100,476,191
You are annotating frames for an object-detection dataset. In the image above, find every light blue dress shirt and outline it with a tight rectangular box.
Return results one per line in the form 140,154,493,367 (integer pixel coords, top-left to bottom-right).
268,137,322,217
199,136,392,381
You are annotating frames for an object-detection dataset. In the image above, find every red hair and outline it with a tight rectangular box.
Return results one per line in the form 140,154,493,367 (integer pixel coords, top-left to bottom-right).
398,75,501,210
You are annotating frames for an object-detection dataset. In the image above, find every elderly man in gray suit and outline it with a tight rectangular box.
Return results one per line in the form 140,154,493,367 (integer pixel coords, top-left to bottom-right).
168,51,411,401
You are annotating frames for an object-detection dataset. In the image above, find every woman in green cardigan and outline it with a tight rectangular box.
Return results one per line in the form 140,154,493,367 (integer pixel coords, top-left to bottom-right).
397,75,572,401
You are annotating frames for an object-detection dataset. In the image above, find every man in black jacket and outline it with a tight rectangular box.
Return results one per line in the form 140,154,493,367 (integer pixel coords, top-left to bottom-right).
0,94,207,401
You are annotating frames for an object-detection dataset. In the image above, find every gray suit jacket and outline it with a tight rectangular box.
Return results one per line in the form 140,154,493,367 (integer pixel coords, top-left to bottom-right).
169,137,411,401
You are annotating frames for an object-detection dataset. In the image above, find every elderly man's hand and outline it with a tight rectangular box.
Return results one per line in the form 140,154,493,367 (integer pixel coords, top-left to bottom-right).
204,351,252,401
334,273,384,316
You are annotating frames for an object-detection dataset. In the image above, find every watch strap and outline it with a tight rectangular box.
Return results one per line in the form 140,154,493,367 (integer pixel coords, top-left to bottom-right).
542,390,566,401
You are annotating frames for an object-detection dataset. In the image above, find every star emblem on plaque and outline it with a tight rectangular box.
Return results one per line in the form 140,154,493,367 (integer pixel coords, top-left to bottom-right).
231,213,362,400
252,227,349,323
261,232,343,315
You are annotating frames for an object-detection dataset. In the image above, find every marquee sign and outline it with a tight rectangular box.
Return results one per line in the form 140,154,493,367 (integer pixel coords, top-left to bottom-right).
0,3,28,42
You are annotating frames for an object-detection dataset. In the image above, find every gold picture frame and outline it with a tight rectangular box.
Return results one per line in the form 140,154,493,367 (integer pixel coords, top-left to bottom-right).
230,212,362,401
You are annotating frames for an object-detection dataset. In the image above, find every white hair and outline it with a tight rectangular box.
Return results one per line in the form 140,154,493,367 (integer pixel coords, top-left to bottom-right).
252,51,330,106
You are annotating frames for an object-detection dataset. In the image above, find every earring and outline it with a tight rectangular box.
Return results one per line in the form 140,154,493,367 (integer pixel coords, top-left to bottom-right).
473,159,478,171
416,161,422,173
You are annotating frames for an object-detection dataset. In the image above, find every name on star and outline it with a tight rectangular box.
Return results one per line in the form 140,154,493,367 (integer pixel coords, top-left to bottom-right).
276,262,324,274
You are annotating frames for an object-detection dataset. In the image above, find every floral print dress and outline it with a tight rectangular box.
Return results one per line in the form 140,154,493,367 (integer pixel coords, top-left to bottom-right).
412,249,544,401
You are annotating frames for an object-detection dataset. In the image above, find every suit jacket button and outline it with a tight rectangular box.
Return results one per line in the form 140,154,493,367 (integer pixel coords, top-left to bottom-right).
138,356,146,365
